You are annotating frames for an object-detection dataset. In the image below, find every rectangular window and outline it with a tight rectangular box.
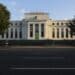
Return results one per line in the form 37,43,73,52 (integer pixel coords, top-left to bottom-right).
57,28,59,38
19,31,22,38
11,28,13,38
35,24,39,33
6,29,8,38
30,24,33,37
15,29,17,38
41,23,44,37
66,29,68,38
6,32,8,38
61,29,64,38
71,31,73,38
52,28,55,38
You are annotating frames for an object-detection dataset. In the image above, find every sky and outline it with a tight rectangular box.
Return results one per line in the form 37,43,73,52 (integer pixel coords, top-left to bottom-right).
0,0,75,20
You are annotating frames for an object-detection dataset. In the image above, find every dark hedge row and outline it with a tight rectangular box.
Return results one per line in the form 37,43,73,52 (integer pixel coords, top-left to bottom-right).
0,40,75,46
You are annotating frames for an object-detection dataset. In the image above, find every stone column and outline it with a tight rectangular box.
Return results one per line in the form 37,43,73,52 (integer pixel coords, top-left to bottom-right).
8,28,11,39
13,28,15,39
64,28,66,39
17,28,19,39
55,28,57,39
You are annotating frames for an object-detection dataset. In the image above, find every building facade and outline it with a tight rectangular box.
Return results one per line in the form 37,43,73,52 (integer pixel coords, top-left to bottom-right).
0,12,75,40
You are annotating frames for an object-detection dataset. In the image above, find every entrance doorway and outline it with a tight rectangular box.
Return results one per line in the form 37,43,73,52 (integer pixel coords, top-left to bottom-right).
35,24,39,40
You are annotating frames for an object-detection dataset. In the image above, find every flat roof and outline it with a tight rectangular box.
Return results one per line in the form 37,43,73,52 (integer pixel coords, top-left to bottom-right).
25,12,49,15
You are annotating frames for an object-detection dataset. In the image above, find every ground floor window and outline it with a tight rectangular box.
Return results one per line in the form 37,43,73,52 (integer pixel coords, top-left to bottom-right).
30,24,33,37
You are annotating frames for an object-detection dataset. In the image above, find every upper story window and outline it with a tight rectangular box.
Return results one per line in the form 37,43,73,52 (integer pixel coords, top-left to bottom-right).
20,22,22,26
61,23,63,25
57,22,59,25
34,16,37,19
52,23,55,25
15,23,17,25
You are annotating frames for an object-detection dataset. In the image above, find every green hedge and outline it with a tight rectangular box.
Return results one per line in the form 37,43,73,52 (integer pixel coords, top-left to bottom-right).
0,40,74,46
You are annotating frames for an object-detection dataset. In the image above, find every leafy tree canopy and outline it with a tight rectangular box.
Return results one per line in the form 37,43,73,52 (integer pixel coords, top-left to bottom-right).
0,3,10,34
68,18,75,35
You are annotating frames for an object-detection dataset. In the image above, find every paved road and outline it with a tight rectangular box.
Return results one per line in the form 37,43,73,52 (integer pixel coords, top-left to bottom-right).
0,47,75,75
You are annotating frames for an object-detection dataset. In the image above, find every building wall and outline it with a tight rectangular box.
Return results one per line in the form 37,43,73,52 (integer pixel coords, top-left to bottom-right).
0,12,75,40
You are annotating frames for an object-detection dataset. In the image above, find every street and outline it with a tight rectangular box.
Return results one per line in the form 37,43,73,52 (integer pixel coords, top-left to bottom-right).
0,47,75,75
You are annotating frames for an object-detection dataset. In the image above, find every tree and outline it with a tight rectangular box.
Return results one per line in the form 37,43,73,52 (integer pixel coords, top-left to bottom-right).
67,18,75,36
0,3,10,34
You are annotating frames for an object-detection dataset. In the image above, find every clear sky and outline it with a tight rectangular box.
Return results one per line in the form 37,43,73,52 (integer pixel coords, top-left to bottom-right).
0,0,75,20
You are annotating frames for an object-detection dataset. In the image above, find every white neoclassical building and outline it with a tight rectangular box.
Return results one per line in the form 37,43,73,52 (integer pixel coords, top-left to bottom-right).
0,12,75,40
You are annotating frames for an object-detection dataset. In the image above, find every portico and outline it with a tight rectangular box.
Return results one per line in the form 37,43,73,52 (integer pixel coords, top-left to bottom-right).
28,22,45,40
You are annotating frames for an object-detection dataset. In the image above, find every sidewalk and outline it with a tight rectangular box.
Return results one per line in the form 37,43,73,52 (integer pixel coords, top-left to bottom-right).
5,45,75,48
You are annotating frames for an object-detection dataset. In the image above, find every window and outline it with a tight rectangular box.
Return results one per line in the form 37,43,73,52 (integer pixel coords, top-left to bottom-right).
57,23,59,25
15,23,17,26
52,23,55,25
15,29,17,38
35,24,39,33
61,23,63,25
19,31,22,38
30,24,33,37
6,30,8,38
66,29,68,38
52,28,55,38
11,28,13,38
34,16,37,19
61,28,64,38
57,28,59,38
20,22,22,26
71,31,73,38
41,23,44,37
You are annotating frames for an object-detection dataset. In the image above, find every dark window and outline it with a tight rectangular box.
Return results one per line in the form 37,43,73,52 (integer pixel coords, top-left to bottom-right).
6,30,8,38
35,24,39,33
57,23,59,25
15,23,17,25
11,28,13,38
61,23,63,25
20,22,22,26
61,28,64,38
41,24,44,37
66,29,68,38
71,31,73,38
30,31,33,37
52,28,55,38
19,31,22,38
52,23,55,25
30,24,33,37
57,28,59,38
15,29,17,38
34,16,37,19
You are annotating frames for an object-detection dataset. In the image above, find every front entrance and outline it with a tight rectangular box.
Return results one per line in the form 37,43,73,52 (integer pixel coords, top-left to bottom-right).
35,24,39,40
